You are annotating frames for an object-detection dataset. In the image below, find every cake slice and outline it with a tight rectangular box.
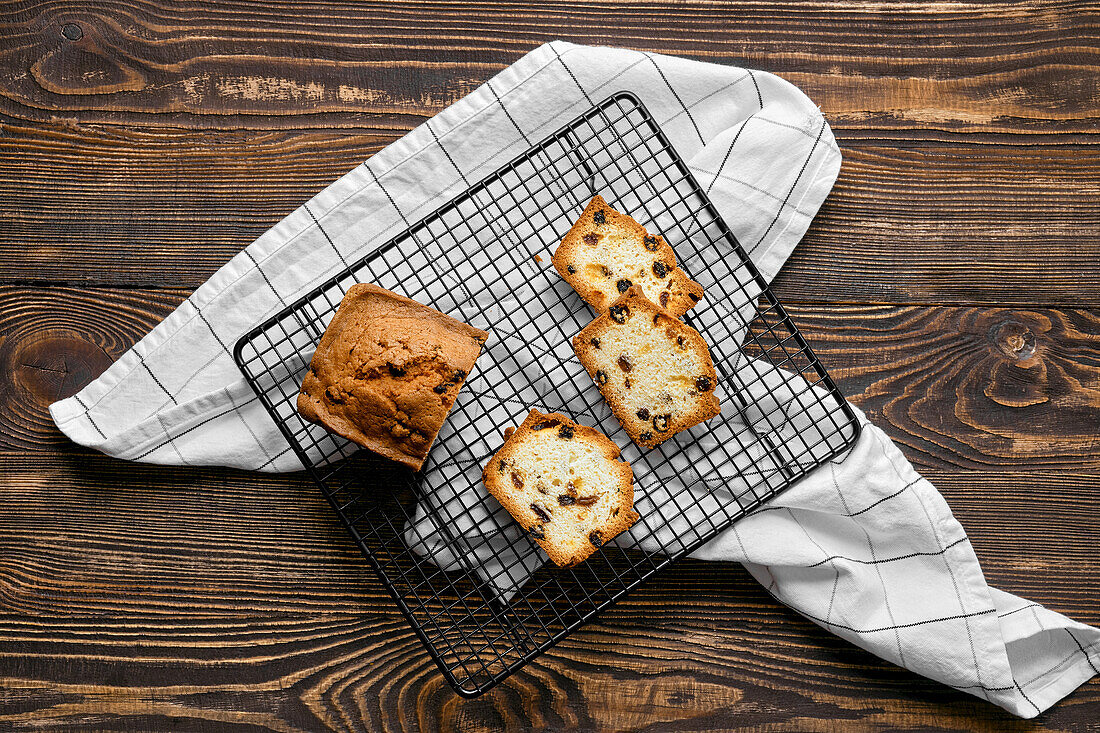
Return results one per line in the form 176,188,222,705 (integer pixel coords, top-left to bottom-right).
482,410,639,567
552,195,703,317
573,286,721,449
297,283,488,471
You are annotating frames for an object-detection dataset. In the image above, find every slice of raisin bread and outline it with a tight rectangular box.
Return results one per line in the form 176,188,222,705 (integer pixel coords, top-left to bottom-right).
552,195,703,317
573,286,721,449
482,410,639,567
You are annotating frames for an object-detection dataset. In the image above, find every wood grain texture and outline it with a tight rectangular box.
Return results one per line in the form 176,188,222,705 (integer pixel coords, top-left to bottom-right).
0,453,1093,618
1,0,1098,729
1,1,1097,137
3,287,1097,471
0,453,1095,731
2,120,1099,303
787,305,1100,470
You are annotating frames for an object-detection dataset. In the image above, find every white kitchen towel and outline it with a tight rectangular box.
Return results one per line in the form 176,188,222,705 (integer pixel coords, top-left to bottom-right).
49,42,1097,717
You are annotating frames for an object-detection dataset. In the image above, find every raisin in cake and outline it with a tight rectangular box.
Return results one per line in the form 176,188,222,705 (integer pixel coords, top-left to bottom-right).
298,283,488,471
552,195,703,317
573,286,720,449
483,410,639,567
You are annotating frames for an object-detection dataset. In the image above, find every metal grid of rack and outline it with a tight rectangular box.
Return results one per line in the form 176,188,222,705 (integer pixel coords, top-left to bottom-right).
235,92,860,697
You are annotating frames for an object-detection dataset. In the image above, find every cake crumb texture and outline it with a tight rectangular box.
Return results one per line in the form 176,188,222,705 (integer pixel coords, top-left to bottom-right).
573,286,720,449
483,410,639,567
552,195,703,317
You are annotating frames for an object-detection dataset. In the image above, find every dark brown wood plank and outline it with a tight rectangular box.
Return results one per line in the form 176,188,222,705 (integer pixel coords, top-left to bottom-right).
0,452,1095,731
789,304,1100,471
1,1,1097,137
3,287,1097,471
0,607,1095,732
0,122,385,287
2,1,1097,729
777,144,1100,306
0,453,1095,618
2,120,1099,303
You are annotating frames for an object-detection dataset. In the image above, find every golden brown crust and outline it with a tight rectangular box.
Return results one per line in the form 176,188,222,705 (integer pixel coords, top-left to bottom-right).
552,195,703,317
573,287,720,449
297,283,488,470
482,410,638,567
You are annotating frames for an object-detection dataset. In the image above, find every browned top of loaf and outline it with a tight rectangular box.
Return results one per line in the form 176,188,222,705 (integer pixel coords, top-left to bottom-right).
297,283,487,470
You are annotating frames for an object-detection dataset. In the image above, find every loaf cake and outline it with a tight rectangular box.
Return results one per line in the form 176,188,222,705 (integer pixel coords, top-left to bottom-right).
573,286,721,449
297,283,488,471
552,195,704,318
483,410,639,567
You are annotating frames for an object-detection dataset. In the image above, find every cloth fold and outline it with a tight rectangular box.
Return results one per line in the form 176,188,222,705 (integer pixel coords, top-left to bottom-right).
50,42,1097,717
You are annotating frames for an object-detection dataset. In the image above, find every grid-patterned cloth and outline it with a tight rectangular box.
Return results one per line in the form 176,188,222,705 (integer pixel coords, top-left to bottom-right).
49,42,1097,717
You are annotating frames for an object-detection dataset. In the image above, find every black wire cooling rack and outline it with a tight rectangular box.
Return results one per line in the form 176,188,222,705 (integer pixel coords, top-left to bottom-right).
234,92,861,698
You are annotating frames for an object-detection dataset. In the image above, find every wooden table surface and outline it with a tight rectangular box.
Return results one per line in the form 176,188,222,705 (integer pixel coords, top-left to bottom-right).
2,2,1098,731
